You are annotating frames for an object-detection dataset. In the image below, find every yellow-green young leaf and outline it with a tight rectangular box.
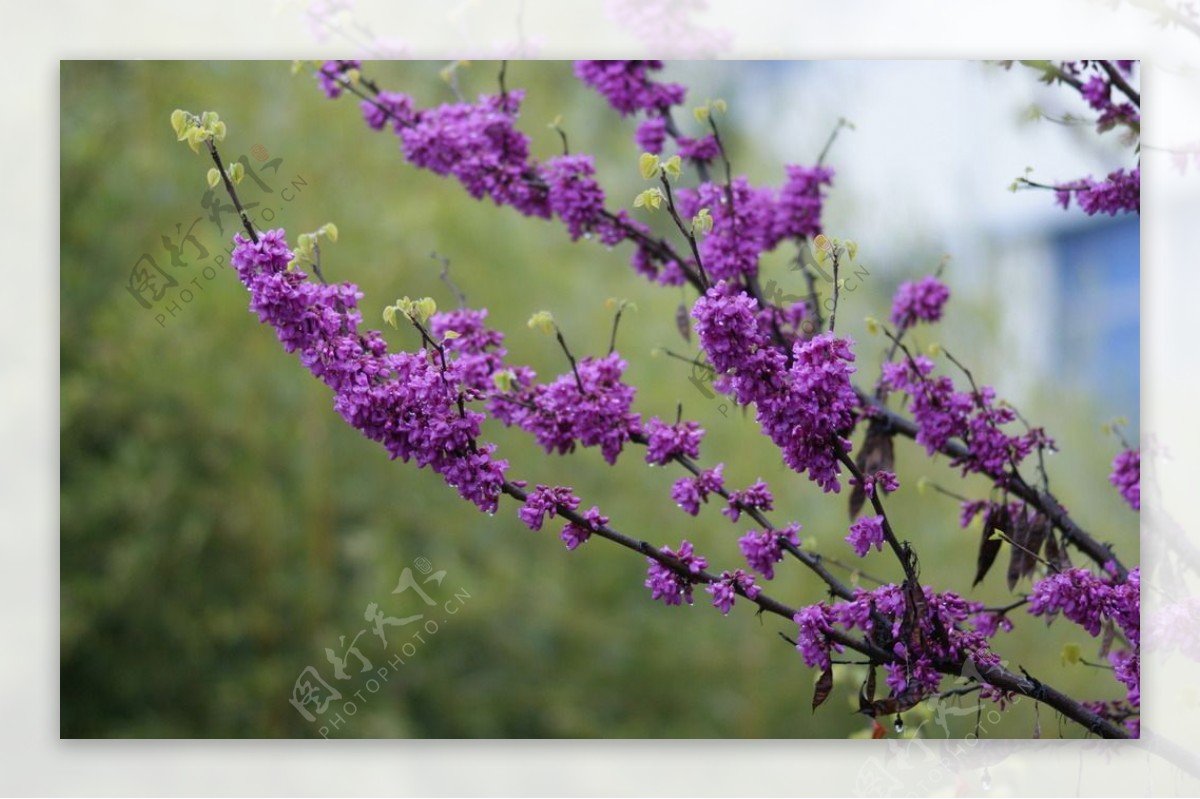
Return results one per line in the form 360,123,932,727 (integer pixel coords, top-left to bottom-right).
492,369,516,393
320,223,339,243
229,161,245,185
382,305,398,329
286,258,299,272
527,310,555,335
639,152,661,180
692,207,713,235
171,109,188,139
813,233,831,252
186,127,209,153
1061,643,1081,666
865,316,880,336
345,68,361,85
916,476,929,495
693,105,710,124
547,114,563,129
814,248,828,266
633,188,664,211
201,111,219,129
211,120,227,142
291,60,306,76
712,98,727,114
414,297,437,323
662,155,682,180
604,297,618,310
845,240,859,260
206,168,221,189
442,330,461,340
926,342,943,357
394,297,415,320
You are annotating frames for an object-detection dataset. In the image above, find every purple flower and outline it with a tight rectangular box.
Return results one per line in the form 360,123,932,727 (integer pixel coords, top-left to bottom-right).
851,470,899,499
518,484,582,531
793,604,839,670
574,60,686,116
1028,568,1112,637
543,154,607,241
231,229,510,513
561,505,608,551
722,479,774,522
773,164,834,241
360,91,415,132
397,90,551,219
499,352,641,466
644,539,708,606
635,116,668,154
670,464,724,515
1109,448,1140,511
889,275,950,328
676,134,720,163
677,180,777,281
316,60,361,98
738,523,801,580
692,286,860,492
644,416,705,465
1081,75,1110,110
706,569,761,615
1055,168,1140,216
846,515,886,557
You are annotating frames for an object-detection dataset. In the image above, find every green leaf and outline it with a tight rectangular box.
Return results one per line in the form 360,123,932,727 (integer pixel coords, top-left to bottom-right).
633,188,664,211
206,168,220,189
845,240,858,261
527,310,555,335
320,222,339,243
170,109,188,139
692,207,713,235
492,370,516,393
1061,643,1081,666
638,152,661,180
211,120,227,142
662,155,682,180
229,161,245,185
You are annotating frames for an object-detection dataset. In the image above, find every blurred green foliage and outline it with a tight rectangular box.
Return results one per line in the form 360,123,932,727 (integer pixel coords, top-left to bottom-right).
61,61,1138,738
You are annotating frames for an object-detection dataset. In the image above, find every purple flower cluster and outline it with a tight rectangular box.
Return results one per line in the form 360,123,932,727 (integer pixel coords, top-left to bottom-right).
231,229,509,513
793,604,840,670
671,463,725,515
560,505,608,551
361,90,415,132
1054,168,1140,216
846,515,886,557
1029,567,1140,639
643,416,705,465
573,60,686,117
773,165,835,241
316,60,361,98
676,178,779,281
1109,448,1140,511
850,469,899,499
889,275,950,328
795,584,1006,703
634,117,667,154
518,484,582,531
543,154,607,241
692,285,860,492
499,352,641,465
1028,566,1140,707
430,308,531,396
644,539,708,606
706,569,761,615
399,90,550,217
881,355,1050,482
738,523,801,580
722,479,773,522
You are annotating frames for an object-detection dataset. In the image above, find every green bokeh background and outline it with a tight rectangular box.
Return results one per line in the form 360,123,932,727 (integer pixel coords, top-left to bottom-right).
60,60,1138,738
